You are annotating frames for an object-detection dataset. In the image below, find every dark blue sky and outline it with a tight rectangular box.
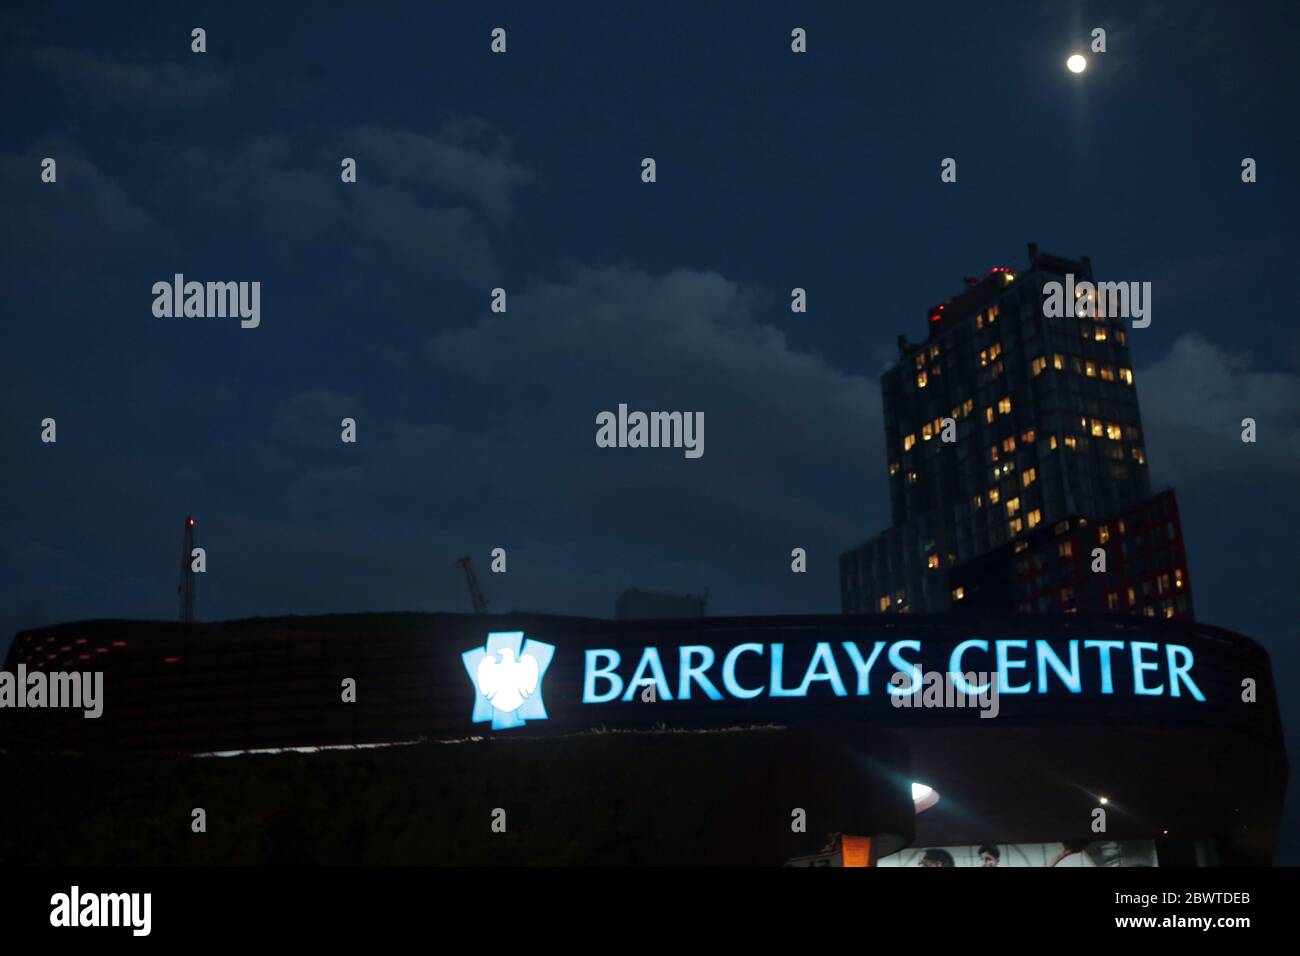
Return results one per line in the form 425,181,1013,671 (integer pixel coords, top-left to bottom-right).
3,2,1298,858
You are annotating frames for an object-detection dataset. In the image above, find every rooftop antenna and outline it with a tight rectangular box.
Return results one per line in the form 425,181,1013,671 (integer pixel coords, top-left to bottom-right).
179,515,197,624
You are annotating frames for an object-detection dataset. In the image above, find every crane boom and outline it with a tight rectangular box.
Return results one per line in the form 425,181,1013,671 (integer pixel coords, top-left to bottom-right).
454,556,489,614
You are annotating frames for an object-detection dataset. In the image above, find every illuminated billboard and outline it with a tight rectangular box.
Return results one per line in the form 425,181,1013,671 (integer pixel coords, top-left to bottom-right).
455,623,1225,735
879,839,1159,868
0,612,1279,758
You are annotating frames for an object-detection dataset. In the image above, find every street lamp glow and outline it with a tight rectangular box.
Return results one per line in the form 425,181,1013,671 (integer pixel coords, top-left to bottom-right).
912,781,939,812
1067,54,1087,74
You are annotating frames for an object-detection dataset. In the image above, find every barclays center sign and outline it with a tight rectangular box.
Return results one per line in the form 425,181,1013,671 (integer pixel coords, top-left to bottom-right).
460,627,1212,733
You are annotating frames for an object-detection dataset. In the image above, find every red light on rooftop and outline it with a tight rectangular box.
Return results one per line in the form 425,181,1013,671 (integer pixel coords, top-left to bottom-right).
112,641,127,648
187,518,195,527
163,657,183,664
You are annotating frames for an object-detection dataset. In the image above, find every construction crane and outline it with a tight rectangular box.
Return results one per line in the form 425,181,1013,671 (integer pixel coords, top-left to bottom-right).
178,515,197,623
454,556,489,614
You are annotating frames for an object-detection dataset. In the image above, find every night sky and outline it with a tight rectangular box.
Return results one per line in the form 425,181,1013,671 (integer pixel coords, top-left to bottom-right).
3,3,1298,860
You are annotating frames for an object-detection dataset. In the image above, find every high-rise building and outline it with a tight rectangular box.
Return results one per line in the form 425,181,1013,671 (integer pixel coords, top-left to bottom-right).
948,488,1194,620
841,244,1192,619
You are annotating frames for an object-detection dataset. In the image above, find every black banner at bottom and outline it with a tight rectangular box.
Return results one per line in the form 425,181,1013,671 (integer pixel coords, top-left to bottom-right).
0,864,1287,943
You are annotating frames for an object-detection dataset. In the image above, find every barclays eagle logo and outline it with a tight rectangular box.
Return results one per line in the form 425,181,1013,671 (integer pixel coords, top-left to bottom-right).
462,632,555,730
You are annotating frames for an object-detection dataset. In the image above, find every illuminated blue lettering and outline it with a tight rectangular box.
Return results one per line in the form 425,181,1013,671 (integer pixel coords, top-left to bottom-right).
1130,641,1164,696
677,645,724,701
1166,644,1205,701
622,647,674,701
996,640,1031,694
841,641,886,695
583,635,1202,708
886,640,922,696
1036,639,1081,693
722,643,765,699
583,649,622,703
769,643,801,697
1083,640,1125,694
948,640,991,694
797,642,847,696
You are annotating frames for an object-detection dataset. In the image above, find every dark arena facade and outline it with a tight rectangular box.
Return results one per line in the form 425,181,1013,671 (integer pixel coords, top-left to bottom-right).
0,612,1287,866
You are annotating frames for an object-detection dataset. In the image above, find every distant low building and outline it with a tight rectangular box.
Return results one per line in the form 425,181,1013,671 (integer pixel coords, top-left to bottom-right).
614,588,707,620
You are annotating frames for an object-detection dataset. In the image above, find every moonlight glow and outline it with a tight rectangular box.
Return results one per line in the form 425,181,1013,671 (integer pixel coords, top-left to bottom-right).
1067,54,1087,73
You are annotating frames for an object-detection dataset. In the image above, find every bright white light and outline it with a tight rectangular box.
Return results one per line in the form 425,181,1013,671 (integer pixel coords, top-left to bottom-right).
1099,796,1110,805
911,781,939,812
1067,54,1087,74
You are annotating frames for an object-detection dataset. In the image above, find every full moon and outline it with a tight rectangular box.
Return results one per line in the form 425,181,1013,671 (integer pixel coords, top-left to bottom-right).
1067,54,1087,74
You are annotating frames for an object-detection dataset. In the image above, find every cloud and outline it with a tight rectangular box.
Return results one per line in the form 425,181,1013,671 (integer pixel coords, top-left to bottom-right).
352,122,533,221
408,265,884,609
1138,333,1300,490
0,144,173,271
27,46,232,109
269,391,364,453
349,181,497,283
147,123,530,285
184,264,884,617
